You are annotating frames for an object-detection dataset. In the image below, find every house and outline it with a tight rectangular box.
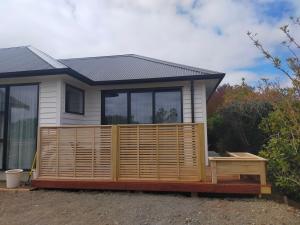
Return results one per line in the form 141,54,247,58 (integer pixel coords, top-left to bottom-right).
0,46,270,195
0,46,223,170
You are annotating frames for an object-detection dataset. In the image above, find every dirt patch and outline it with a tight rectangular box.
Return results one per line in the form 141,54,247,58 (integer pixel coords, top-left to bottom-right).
0,190,299,225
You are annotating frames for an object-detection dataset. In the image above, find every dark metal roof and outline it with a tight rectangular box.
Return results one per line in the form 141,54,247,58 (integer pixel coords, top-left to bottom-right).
0,46,224,91
60,54,223,82
0,46,54,73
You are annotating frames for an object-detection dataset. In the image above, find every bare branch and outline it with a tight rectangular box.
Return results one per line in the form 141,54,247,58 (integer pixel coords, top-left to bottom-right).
280,24,300,49
282,41,299,61
247,32,295,82
290,16,300,26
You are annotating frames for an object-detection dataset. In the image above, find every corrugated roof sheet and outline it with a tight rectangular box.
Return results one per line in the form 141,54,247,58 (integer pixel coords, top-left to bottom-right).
60,54,221,82
0,46,55,73
0,46,224,85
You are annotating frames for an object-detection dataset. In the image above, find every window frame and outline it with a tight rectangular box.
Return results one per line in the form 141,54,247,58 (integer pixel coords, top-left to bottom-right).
65,83,85,115
0,83,39,170
101,87,183,125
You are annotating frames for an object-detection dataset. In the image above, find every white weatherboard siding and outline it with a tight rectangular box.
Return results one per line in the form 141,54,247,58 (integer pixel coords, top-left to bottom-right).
0,75,63,126
194,80,209,164
39,79,61,125
182,83,192,123
59,77,200,125
60,78,101,125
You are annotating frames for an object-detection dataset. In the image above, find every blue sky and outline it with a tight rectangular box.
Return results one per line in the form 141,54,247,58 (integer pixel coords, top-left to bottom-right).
0,0,299,86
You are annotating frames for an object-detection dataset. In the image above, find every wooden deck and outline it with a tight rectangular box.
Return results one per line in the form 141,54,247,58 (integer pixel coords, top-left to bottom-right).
32,179,270,194
32,165,271,195
32,124,271,195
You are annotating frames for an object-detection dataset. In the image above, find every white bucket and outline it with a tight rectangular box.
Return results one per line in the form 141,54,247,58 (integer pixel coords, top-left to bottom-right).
5,169,23,188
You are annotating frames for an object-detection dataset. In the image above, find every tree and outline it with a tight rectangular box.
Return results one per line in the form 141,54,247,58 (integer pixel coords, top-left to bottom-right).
207,84,231,116
248,16,300,200
207,79,273,153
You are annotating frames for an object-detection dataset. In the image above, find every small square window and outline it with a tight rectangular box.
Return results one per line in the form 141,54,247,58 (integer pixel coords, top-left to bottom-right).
65,84,84,115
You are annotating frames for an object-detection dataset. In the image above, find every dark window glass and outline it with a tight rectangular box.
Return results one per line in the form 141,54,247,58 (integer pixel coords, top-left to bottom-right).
102,89,182,125
155,91,181,123
131,92,152,124
104,92,128,124
0,88,5,169
65,84,84,115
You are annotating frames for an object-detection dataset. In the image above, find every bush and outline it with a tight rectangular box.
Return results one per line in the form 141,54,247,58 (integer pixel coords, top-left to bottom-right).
260,95,300,200
208,100,272,153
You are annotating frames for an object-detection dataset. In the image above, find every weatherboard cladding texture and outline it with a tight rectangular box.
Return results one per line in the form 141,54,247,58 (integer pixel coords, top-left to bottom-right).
39,79,61,125
60,80,101,125
58,77,206,125
0,47,54,73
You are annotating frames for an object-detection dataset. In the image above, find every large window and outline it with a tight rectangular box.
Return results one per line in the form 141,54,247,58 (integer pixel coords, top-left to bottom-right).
102,88,182,124
0,84,38,170
7,85,38,169
65,84,84,115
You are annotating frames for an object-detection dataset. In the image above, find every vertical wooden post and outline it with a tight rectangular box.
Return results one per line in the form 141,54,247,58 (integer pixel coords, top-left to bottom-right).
74,128,77,177
260,161,267,185
137,126,140,178
36,127,41,178
211,160,217,184
196,123,206,181
92,128,95,178
56,128,59,178
156,125,159,179
111,125,118,181
176,125,180,180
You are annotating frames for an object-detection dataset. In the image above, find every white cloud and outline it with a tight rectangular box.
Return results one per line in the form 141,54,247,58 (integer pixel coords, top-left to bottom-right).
0,0,298,85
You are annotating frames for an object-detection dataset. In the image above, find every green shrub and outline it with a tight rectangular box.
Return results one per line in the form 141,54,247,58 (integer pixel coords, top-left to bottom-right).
260,97,300,200
208,100,272,153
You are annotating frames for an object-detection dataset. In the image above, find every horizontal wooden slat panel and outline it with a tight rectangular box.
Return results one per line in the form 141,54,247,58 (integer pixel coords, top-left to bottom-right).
118,124,201,181
39,126,113,180
38,123,205,182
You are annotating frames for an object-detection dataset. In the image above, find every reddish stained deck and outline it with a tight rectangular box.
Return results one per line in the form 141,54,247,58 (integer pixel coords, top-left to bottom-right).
32,167,271,195
32,179,271,195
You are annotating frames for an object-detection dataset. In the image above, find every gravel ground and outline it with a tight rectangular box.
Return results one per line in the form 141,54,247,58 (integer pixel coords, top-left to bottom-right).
0,190,300,225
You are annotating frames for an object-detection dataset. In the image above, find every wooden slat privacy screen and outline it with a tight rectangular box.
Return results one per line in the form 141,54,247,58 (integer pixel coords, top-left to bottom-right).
37,123,206,181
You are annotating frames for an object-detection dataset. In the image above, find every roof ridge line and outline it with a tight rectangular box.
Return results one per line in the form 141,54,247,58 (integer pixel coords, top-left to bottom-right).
27,46,67,69
26,46,54,69
0,45,29,50
60,54,133,61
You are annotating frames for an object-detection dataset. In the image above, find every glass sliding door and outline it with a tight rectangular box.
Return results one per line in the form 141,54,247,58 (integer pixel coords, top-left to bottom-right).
0,88,6,169
6,85,38,169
